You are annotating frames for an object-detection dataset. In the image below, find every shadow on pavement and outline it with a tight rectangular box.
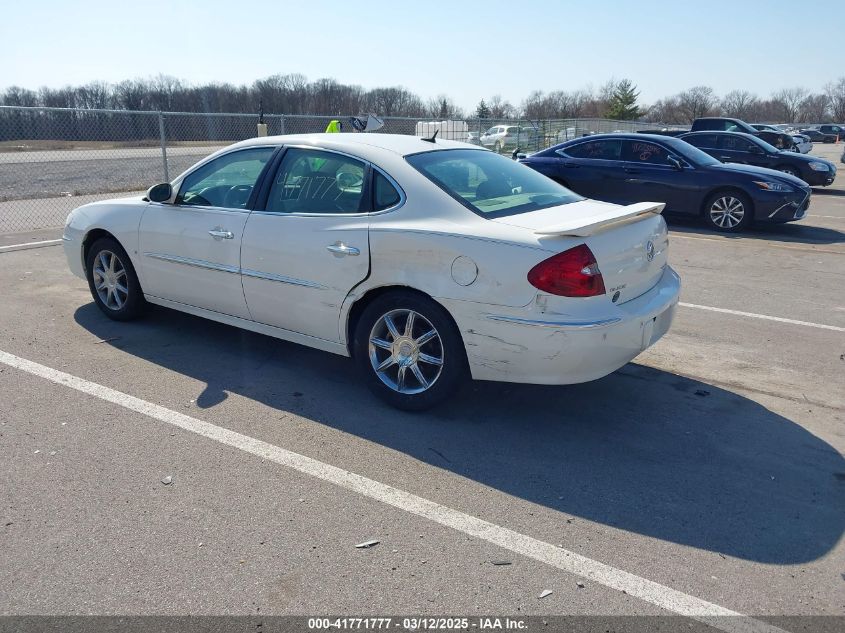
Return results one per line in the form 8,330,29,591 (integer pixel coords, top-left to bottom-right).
666,215,844,245
75,303,845,566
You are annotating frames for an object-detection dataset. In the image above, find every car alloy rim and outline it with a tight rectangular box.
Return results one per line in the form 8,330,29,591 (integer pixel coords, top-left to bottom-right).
709,196,745,228
780,167,797,176
368,309,444,395
92,250,129,310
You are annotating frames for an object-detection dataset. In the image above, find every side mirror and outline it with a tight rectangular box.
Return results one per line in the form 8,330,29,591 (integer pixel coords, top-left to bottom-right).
147,182,173,203
668,155,683,170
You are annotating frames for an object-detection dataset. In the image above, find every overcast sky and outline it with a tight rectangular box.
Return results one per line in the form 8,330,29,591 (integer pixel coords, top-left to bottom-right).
1,0,839,110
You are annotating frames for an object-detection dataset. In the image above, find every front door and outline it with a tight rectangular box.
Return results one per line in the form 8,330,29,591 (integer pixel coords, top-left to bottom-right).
241,147,397,343
618,139,697,213
138,146,276,318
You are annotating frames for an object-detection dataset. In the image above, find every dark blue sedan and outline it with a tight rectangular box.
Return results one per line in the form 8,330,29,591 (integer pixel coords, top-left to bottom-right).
519,134,811,232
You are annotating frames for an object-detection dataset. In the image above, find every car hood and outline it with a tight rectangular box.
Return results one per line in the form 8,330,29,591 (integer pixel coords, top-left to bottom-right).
707,162,809,188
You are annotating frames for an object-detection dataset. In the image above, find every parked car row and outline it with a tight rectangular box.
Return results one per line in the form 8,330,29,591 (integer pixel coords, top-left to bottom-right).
678,131,836,186
519,132,822,232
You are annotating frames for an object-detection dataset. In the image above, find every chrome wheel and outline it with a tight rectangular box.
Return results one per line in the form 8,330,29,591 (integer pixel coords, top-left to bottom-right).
779,166,799,177
368,309,444,395
709,196,745,229
92,250,129,311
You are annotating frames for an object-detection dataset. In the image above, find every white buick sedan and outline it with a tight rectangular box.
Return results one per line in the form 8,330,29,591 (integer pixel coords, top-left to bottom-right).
63,134,680,410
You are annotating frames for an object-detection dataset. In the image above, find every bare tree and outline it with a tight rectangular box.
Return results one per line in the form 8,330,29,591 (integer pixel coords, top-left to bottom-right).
677,86,718,123
721,90,759,120
770,87,809,123
825,77,845,121
488,94,515,118
798,94,830,123
425,94,464,119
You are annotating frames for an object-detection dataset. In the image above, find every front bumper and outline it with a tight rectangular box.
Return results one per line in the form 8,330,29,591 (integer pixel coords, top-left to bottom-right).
757,188,811,223
803,165,836,186
440,266,681,385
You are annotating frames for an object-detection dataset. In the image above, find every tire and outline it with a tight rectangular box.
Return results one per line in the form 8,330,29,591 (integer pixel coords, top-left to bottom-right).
353,291,468,411
777,165,800,178
85,237,146,321
494,141,502,153
703,191,753,233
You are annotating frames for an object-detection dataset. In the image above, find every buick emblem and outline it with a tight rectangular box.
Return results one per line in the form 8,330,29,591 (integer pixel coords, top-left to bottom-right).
645,240,655,262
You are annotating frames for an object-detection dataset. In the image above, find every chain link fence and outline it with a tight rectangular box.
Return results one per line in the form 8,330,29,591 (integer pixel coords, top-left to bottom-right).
0,105,668,233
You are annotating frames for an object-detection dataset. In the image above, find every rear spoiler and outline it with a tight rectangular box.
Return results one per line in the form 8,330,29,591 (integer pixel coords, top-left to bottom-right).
534,202,665,237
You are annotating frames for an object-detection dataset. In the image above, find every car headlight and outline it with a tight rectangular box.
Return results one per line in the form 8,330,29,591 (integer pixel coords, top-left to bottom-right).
753,181,794,192
809,162,830,171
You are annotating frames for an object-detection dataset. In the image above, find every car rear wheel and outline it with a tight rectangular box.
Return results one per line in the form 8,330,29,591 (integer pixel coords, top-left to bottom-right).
494,141,502,153
85,237,146,320
353,291,468,411
777,165,800,177
704,191,752,232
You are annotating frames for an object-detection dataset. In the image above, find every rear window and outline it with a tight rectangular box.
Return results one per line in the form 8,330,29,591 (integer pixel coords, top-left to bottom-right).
406,149,583,218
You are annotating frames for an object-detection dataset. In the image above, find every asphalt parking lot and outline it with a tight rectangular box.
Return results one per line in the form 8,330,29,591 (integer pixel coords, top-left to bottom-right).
0,144,843,630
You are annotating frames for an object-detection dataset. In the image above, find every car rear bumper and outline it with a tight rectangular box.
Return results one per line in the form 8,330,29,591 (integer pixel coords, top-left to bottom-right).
440,266,681,384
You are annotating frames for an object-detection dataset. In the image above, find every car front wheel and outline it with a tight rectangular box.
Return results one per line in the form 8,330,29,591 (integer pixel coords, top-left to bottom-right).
777,165,800,177
85,237,146,320
704,191,752,232
353,291,468,411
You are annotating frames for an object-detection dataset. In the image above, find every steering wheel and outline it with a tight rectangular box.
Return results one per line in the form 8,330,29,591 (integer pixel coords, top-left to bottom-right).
223,184,253,209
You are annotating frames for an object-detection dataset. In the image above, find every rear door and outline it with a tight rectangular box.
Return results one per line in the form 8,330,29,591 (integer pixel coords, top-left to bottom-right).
138,146,276,318
240,146,383,343
555,138,625,201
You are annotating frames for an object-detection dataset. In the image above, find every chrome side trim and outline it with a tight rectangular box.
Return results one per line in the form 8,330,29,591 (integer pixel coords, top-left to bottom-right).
143,252,326,289
143,252,240,275
486,314,622,329
241,267,326,289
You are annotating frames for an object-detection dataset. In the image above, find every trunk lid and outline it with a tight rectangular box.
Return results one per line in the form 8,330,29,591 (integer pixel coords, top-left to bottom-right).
492,199,669,305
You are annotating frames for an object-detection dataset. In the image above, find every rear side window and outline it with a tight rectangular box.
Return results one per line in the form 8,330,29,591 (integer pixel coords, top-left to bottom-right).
562,139,622,160
373,171,401,211
622,140,672,165
266,148,366,214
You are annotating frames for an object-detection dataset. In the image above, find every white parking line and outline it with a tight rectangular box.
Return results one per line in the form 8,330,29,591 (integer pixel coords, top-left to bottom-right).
679,302,845,332
0,238,62,252
0,348,785,633
670,233,843,255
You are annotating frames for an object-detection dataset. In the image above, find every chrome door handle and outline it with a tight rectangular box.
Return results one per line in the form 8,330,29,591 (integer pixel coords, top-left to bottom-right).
326,242,360,256
208,229,234,240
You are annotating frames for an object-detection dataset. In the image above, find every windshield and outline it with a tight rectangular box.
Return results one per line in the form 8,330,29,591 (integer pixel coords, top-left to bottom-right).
406,149,583,217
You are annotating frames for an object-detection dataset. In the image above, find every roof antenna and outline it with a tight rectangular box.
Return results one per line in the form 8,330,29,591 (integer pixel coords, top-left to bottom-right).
422,129,438,143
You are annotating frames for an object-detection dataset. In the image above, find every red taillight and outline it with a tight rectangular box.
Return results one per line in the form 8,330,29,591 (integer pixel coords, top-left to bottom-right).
527,244,606,297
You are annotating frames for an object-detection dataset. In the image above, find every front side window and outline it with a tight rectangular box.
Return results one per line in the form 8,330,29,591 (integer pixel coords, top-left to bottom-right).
177,147,275,208
561,139,622,160
683,134,718,149
407,148,582,218
622,140,672,165
720,135,767,153
266,148,366,214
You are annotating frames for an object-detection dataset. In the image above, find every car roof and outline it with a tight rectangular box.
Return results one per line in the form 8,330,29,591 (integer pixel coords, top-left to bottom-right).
226,133,480,157
681,130,757,138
